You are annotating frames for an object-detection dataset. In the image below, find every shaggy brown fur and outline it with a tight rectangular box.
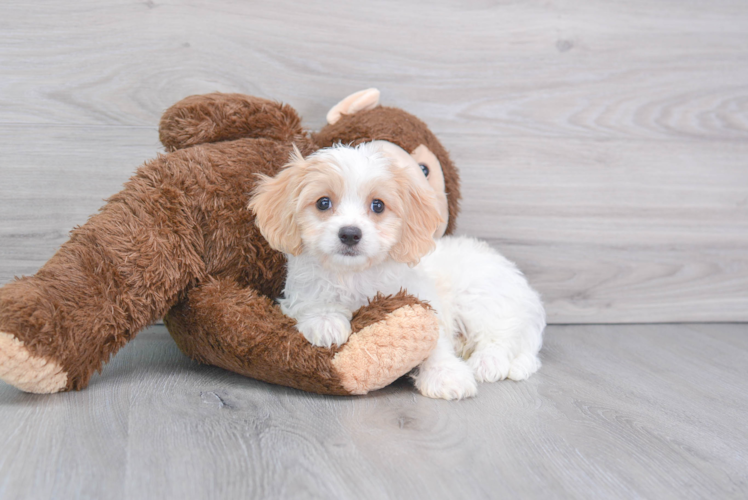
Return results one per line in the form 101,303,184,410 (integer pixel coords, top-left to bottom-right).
159,93,305,152
0,93,461,394
166,288,432,395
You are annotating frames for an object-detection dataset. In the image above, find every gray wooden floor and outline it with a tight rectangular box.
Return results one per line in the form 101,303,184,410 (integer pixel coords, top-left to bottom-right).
1,323,746,499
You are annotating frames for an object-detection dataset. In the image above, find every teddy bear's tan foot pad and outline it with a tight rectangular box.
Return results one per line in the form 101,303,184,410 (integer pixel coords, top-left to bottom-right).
0,331,68,393
331,304,439,395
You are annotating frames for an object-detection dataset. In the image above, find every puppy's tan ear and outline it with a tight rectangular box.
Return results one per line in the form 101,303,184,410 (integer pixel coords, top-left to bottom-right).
390,168,444,266
411,145,449,238
248,146,305,255
326,88,380,125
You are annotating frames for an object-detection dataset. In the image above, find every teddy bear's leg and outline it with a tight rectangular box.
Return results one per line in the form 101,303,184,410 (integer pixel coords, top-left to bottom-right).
0,156,207,393
164,278,439,395
159,93,305,151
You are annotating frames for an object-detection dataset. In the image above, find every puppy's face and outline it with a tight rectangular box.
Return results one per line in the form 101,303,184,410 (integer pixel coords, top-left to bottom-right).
249,143,443,271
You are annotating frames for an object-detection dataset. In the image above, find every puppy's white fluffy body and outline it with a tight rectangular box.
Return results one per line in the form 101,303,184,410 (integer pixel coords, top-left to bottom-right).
250,143,545,400
418,237,545,384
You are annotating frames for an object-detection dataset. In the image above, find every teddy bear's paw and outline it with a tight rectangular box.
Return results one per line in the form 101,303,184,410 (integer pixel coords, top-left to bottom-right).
0,331,68,393
331,303,439,395
296,313,352,348
414,358,478,401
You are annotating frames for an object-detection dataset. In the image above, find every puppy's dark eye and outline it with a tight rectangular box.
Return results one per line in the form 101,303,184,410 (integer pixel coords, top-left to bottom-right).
419,163,429,177
371,199,385,214
316,197,332,211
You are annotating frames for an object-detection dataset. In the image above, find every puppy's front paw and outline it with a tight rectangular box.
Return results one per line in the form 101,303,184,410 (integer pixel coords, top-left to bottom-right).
413,359,477,400
296,313,352,348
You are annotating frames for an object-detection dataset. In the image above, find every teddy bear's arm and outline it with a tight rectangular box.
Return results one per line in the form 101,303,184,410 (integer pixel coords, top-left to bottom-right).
165,278,439,395
159,93,304,151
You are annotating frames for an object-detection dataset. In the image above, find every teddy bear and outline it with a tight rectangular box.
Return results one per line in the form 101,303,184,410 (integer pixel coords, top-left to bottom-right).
0,89,461,396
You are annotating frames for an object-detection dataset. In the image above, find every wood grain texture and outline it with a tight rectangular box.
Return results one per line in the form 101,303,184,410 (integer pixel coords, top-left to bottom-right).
1,0,747,323
1,324,747,499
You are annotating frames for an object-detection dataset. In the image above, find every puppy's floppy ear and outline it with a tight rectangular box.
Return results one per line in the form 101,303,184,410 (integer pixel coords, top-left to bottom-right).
389,167,444,266
248,145,305,255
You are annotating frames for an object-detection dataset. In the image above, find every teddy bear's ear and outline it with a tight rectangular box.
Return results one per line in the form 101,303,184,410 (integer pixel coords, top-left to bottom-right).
326,88,380,125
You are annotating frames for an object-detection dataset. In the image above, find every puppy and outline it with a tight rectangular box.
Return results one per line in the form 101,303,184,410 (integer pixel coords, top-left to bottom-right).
249,143,544,400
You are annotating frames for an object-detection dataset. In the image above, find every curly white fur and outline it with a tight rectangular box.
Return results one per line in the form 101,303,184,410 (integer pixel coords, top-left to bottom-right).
250,142,545,400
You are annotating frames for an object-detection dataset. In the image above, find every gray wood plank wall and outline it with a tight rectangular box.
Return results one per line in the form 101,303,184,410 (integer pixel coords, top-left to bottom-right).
1,0,746,323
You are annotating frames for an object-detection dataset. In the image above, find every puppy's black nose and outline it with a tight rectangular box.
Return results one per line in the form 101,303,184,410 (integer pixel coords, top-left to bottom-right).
338,226,362,247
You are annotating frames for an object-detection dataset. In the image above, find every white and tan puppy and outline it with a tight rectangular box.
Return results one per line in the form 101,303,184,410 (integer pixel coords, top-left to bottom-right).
250,142,544,400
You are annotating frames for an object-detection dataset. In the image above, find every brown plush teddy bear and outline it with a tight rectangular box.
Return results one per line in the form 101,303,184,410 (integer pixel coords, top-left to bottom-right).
0,89,461,396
